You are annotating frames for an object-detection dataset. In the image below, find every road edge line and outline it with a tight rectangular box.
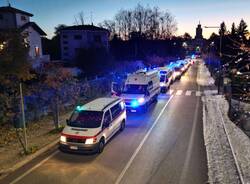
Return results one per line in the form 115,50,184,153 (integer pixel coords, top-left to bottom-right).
9,150,59,184
1,139,59,182
114,95,174,184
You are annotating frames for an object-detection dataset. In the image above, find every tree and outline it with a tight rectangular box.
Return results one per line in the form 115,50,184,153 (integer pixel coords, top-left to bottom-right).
0,30,33,153
231,22,236,36
219,21,226,36
0,30,33,123
42,24,67,60
42,64,74,129
98,4,177,40
237,19,248,40
98,20,116,39
74,11,85,25
183,32,192,40
54,24,67,35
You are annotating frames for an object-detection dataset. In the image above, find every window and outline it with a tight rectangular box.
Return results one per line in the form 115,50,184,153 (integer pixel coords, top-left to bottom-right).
62,35,68,39
63,46,68,50
0,14,3,20
94,35,101,43
103,111,111,128
123,84,147,94
35,46,40,57
21,15,27,21
68,111,103,128
74,35,82,40
111,103,122,119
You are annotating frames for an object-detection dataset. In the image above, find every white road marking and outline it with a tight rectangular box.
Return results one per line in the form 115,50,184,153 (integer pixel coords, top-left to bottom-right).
211,90,218,94
115,95,174,184
185,90,192,96
196,91,201,96
10,151,59,184
203,90,210,96
169,89,174,95
176,90,183,96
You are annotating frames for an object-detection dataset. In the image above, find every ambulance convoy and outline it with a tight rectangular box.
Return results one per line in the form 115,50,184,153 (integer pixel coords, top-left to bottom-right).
59,59,194,154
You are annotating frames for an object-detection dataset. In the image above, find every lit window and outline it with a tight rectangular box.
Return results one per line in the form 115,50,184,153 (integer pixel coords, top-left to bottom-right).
0,44,4,50
35,46,40,57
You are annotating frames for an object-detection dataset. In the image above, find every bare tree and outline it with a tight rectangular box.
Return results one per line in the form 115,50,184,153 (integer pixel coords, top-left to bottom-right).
99,4,177,40
74,11,85,25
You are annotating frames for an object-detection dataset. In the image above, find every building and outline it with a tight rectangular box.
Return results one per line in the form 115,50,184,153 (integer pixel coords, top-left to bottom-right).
60,25,109,61
187,22,206,54
0,5,49,67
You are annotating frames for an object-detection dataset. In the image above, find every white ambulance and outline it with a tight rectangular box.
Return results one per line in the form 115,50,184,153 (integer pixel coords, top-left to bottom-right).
59,97,126,154
121,69,160,112
157,67,173,93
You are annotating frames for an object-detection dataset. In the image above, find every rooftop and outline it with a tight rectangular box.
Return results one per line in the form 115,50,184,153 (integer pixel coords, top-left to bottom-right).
60,25,109,32
79,97,120,111
20,22,46,36
0,6,33,17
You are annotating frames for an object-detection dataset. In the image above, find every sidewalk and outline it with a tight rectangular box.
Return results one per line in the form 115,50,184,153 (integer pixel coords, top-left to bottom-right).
0,111,71,180
200,63,250,183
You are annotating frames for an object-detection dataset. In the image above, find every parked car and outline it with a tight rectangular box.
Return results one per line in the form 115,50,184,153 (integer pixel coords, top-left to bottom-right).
59,97,126,154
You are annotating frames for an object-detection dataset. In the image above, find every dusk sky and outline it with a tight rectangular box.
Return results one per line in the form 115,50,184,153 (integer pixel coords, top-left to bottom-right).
1,0,249,39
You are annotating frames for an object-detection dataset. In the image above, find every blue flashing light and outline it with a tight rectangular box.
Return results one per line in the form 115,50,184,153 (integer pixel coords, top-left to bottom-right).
191,54,195,59
76,105,85,111
131,100,139,108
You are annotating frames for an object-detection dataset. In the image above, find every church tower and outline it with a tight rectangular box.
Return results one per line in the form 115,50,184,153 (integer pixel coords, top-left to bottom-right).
195,21,203,39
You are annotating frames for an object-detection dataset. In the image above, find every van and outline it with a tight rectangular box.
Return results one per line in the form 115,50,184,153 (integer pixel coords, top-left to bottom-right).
158,67,173,93
121,69,160,112
59,97,126,154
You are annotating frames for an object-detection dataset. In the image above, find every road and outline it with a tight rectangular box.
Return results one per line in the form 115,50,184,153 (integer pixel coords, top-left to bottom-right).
1,61,209,184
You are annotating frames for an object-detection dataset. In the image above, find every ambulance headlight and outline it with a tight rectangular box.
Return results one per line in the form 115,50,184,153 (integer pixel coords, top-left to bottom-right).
160,83,165,87
85,138,96,144
60,135,66,142
138,97,145,104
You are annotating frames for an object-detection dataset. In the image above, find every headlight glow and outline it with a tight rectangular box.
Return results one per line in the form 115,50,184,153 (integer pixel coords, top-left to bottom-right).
60,135,66,142
138,97,145,104
85,138,95,144
160,83,166,87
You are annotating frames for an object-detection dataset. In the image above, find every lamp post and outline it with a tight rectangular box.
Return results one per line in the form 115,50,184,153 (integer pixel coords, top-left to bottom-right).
204,26,222,94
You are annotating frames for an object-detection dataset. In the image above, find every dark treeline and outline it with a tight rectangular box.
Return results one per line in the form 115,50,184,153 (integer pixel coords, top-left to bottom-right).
205,19,250,102
98,4,177,40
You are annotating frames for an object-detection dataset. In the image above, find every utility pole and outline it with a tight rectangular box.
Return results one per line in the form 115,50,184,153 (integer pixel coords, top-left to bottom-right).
20,83,28,153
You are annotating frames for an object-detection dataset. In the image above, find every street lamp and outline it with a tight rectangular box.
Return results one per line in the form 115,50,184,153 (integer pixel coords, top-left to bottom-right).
204,26,223,94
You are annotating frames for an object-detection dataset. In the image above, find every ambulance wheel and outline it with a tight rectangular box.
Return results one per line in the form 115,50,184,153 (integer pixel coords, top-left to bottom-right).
120,120,126,131
97,138,105,154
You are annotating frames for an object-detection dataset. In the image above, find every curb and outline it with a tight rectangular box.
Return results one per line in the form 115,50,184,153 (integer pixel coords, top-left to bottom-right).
0,137,59,180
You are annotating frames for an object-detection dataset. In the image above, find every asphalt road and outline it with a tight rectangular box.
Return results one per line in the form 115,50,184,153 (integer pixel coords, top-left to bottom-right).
1,61,208,184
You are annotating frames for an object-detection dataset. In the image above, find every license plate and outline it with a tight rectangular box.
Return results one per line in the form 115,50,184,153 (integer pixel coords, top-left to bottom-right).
131,109,136,112
69,146,78,150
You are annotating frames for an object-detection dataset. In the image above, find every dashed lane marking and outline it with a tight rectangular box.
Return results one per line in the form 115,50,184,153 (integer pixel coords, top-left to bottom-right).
185,90,192,96
176,90,183,96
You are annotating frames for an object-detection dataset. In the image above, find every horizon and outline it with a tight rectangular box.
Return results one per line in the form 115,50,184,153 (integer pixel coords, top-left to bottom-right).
0,0,249,39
